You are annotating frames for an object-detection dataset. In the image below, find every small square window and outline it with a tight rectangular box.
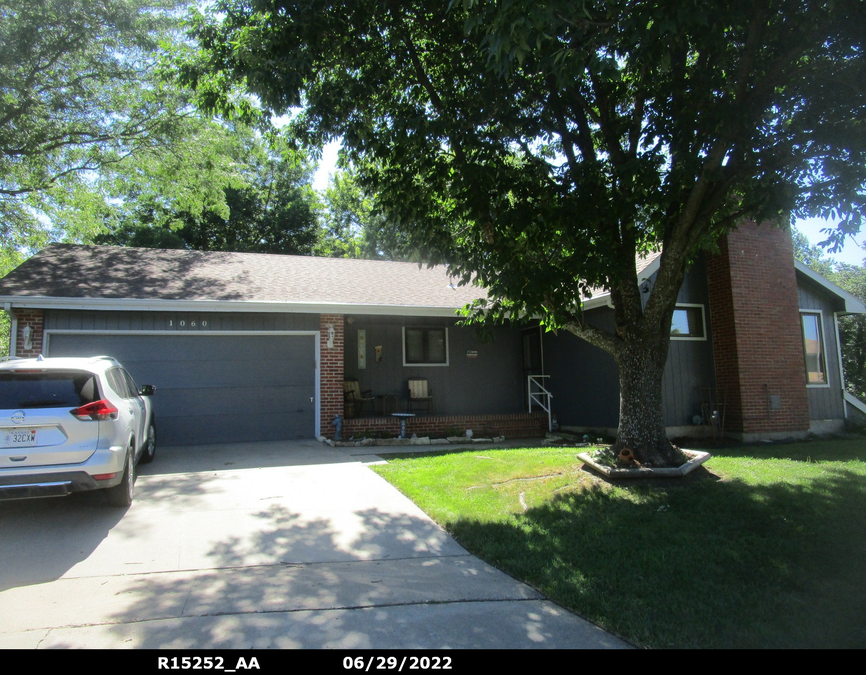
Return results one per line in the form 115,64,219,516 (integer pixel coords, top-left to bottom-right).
801,312,828,386
403,327,448,366
671,305,705,340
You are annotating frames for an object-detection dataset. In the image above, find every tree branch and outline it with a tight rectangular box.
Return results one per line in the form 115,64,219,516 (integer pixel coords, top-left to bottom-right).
392,17,465,164
562,313,621,356
588,71,628,168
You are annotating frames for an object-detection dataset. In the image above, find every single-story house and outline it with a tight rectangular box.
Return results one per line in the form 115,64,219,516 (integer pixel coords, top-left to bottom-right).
1,221,864,446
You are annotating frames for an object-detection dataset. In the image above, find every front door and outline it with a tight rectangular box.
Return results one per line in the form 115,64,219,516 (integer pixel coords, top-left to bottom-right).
521,326,544,410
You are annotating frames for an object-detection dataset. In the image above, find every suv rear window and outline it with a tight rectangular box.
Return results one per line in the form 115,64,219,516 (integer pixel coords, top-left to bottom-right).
0,371,100,409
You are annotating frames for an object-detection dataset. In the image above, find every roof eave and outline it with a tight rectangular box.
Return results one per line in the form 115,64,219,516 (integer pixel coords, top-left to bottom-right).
580,255,661,308
0,296,466,318
794,261,866,314
581,295,614,310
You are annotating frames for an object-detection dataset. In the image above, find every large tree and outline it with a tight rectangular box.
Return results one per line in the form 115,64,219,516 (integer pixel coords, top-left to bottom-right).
318,168,415,261
0,0,287,257
0,0,192,220
183,0,866,465
97,138,320,255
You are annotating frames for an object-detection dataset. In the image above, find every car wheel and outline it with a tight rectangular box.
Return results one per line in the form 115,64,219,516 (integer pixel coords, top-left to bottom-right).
106,446,134,507
139,421,156,464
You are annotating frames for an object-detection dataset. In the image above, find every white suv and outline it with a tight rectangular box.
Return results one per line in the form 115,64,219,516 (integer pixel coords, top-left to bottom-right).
0,355,156,507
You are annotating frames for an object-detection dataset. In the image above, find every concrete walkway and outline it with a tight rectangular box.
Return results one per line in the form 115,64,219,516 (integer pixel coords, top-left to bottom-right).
0,440,628,649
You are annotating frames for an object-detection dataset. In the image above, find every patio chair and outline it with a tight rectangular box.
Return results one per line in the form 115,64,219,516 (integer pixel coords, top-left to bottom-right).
344,379,374,418
408,377,433,414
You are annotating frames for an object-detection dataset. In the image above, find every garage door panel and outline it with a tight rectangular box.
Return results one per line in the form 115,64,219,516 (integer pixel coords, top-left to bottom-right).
117,359,313,389
158,411,313,445
49,334,309,365
156,385,313,417
48,333,316,444
116,337,304,362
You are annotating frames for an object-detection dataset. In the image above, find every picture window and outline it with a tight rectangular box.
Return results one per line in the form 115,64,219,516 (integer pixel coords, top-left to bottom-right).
403,327,449,366
801,312,828,386
670,305,706,340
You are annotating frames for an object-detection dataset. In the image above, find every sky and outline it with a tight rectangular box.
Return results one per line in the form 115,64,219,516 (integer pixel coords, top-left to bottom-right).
313,141,865,268
312,140,341,192
793,216,865,266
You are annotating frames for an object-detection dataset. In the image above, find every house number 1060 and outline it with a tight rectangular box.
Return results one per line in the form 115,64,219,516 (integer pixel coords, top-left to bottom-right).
168,319,208,328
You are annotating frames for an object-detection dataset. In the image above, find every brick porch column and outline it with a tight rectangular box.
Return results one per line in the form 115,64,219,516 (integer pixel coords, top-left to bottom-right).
706,221,810,437
13,309,44,357
319,314,345,437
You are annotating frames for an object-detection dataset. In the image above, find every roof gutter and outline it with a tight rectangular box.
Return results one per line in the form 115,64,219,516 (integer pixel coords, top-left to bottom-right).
0,295,468,318
579,255,660,311
794,261,866,314
581,295,615,311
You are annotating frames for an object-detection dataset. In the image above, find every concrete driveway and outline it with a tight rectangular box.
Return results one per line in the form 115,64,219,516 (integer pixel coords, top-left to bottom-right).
0,440,628,649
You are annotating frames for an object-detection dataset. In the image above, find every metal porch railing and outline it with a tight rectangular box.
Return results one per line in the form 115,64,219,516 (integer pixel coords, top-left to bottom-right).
527,375,553,432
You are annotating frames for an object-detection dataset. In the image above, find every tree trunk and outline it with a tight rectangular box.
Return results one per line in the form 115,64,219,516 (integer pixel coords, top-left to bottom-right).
612,335,686,467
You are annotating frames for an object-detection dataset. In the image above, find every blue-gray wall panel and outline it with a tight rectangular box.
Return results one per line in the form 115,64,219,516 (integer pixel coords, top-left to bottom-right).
797,277,845,420
45,310,319,332
661,256,716,426
343,317,524,415
543,309,621,429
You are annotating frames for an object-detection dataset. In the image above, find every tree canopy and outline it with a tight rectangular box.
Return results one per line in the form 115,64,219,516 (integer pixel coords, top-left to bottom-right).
318,168,416,261
0,1,193,221
96,135,321,255
0,0,307,261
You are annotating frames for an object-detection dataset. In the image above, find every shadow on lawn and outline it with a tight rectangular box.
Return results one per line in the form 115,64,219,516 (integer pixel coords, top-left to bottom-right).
446,465,866,649
691,437,866,463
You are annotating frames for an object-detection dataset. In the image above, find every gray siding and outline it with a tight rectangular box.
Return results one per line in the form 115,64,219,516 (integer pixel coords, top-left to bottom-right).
543,309,620,429
343,316,524,415
45,310,319,332
797,277,845,421
545,256,716,429
661,256,716,427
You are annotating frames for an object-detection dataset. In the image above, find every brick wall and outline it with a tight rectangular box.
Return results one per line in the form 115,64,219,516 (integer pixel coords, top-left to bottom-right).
706,222,810,435
13,309,44,357
343,412,548,440
319,314,345,435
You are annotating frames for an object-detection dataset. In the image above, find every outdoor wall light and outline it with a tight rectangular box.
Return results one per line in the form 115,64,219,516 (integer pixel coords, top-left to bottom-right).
327,324,335,349
22,325,32,350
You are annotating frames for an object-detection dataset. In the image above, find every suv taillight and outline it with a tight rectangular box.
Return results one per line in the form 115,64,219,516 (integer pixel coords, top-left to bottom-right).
70,399,119,421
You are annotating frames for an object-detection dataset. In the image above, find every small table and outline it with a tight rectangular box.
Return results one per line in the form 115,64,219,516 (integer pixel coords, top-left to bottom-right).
375,395,399,416
391,413,416,439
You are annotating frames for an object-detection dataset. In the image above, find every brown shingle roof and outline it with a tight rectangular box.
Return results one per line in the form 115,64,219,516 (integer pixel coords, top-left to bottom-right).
0,244,485,310
0,244,668,313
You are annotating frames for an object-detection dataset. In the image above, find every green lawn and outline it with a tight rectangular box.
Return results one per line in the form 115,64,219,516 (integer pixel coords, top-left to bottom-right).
371,439,866,648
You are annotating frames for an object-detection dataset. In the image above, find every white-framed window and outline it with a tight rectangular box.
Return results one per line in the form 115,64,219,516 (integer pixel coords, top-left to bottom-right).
801,311,829,387
402,327,449,366
670,304,706,340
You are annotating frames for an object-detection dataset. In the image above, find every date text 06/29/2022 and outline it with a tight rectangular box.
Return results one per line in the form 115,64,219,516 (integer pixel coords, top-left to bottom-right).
342,656,452,671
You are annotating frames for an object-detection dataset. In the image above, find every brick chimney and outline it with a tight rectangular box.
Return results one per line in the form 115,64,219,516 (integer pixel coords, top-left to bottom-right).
706,221,810,439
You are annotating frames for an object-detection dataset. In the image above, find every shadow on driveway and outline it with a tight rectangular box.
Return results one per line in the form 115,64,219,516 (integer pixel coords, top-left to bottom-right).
0,440,451,592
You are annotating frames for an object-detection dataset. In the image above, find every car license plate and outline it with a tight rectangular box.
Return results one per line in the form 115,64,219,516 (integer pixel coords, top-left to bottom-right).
1,429,37,447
